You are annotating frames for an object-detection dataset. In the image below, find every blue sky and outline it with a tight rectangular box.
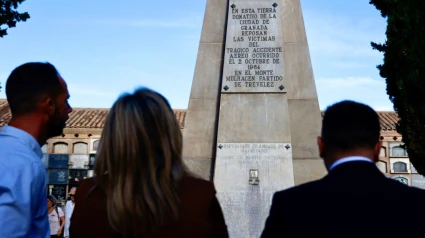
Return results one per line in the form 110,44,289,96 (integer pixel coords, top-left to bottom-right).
0,0,390,110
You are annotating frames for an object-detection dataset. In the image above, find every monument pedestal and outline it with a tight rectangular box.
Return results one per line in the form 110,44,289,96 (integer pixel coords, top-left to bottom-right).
183,0,327,237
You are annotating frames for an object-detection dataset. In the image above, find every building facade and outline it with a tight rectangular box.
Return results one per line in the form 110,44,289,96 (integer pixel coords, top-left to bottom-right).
0,99,424,204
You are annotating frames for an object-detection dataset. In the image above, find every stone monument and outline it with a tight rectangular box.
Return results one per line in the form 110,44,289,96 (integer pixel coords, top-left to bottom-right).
182,0,327,237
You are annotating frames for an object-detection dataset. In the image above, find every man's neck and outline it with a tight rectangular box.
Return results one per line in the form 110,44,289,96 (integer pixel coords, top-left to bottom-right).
8,116,47,146
325,149,376,171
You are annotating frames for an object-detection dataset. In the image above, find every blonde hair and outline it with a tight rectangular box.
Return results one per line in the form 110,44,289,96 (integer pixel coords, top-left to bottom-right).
94,87,187,236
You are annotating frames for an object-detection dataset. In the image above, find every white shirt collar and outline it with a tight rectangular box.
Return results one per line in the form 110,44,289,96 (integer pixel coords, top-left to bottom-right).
329,156,373,171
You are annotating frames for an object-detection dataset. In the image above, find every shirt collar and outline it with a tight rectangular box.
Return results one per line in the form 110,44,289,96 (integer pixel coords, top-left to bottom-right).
0,125,43,158
329,156,373,171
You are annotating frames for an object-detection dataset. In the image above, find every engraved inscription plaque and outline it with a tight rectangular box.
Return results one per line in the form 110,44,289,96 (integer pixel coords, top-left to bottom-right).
48,154,69,169
69,154,89,169
214,143,294,238
48,169,69,184
221,1,285,93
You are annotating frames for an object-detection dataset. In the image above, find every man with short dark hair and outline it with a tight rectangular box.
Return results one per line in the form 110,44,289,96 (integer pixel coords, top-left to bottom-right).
0,62,72,237
261,100,425,238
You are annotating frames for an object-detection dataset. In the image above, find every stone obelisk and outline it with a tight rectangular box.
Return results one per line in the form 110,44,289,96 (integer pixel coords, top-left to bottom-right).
182,0,327,237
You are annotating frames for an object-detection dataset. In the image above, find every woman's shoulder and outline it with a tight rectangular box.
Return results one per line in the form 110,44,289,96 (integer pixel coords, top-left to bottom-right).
77,177,97,192
74,177,101,202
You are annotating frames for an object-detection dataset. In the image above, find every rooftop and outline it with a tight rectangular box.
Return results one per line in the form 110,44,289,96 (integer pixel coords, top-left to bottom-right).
0,99,398,131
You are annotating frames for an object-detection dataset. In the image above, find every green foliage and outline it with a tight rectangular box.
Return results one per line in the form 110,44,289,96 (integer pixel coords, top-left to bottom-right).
0,0,30,38
370,0,425,175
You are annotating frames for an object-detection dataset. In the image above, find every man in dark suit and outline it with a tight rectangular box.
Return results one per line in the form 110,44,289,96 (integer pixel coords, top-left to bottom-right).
261,100,425,238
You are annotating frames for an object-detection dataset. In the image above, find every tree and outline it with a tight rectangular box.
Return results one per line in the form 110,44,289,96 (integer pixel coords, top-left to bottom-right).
370,0,425,175
0,0,30,38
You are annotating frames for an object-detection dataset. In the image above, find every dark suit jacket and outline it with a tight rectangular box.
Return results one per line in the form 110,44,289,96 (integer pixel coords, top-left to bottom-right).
261,161,425,238
70,176,229,238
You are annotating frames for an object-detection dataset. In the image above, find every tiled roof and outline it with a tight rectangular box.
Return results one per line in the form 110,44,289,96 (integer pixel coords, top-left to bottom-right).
0,99,398,131
0,99,186,129
378,111,399,131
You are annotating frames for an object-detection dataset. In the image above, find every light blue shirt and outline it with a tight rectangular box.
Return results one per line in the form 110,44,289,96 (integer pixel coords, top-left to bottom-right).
0,125,50,238
329,156,373,171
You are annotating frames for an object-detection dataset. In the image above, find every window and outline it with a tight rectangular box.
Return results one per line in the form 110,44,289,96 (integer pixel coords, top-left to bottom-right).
379,147,386,157
73,142,88,154
392,146,406,157
53,142,68,154
93,140,99,151
393,162,407,173
376,161,387,173
390,143,407,157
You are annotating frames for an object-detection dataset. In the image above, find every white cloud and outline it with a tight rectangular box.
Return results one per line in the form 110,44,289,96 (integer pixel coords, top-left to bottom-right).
316,76,393,111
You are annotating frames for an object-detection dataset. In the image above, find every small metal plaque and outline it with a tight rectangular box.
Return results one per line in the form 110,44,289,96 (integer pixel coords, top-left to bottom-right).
48,169,68,184
249,169,259,185
48,154,69,169
69,154,89,169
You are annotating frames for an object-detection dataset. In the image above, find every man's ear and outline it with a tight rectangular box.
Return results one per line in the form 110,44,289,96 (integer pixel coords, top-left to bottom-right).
317,136,325,158
40,97,55,116
373,140,382,163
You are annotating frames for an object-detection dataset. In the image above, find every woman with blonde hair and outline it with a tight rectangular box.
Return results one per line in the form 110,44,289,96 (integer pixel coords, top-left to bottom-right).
70,88,228,237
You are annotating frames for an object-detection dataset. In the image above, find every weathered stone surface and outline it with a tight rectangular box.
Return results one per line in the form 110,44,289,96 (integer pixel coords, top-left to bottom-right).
183,157,213,180
182,98,218,160
217,94,291,142
283,43,318,100
182,0,227,177
200,0,228,44
288,99,322,160
190,43,225,99
280,0,307,43
214,143,294,238
293,159,327,185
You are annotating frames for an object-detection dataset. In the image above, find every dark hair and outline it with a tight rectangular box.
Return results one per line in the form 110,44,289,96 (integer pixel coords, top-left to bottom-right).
5,62,62,116
322,100,381,151
47,194,57,204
